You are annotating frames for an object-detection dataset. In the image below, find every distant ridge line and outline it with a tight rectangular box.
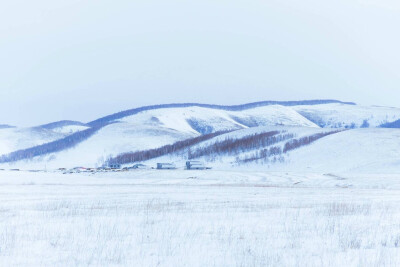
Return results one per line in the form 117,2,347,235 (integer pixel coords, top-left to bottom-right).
88,99,355,127
37,120,88,130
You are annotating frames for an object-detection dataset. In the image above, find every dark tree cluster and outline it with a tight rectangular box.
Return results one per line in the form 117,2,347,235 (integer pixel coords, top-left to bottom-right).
239,146,283,163
107,131,231,165
186,119,217,134
189,131,294,159
283,130,342,153
236,130,343,164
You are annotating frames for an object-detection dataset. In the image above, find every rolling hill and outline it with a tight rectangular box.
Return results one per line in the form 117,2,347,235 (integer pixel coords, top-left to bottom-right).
0,121,89,156
1,100,400,171
293,103,400,128
128,126,400,173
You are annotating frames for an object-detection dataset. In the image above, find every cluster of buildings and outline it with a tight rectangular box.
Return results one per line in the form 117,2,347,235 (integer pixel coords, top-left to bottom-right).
157,161,211,170
59,161,210,174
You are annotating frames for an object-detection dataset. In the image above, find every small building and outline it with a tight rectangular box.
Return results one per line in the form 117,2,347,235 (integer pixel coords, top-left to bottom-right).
108,164,121,169
157,163,176,170
185,161,210,170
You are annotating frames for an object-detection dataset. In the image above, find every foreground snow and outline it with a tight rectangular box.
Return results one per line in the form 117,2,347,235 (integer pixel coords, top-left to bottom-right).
1,170,400,266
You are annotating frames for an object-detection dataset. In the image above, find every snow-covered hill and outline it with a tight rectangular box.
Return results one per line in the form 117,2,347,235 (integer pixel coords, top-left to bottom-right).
0,121,89,156
0,127,65,156
1,105,318,168
1,100,400,171
293,103,400,128
272,128,400,173
135,125,337,166
38,120,90,134
119,105,319,132
124,126,400,173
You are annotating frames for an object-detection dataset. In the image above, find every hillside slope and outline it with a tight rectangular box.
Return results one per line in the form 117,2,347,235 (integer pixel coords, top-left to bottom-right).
293,103,400,128
0,127,66,156
87,100,353,127
38,120,90,134
115,127,400,173
274,128,400,173
130,126,342,169
0,121,89,156
1,105,318,168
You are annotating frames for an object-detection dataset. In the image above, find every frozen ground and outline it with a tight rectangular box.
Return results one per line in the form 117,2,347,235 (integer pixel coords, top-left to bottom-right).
1,170,400,266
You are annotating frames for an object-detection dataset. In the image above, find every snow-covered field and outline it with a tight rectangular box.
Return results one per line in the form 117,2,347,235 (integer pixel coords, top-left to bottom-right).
1,170,400,266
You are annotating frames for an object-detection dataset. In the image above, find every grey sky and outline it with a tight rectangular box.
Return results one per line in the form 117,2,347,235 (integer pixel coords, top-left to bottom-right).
1,0,399,126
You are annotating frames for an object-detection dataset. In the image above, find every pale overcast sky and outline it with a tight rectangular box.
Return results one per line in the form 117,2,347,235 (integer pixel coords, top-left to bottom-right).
1,0,399,126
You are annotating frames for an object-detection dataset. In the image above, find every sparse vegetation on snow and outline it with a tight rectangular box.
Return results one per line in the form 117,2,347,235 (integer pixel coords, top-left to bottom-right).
0,170,399,266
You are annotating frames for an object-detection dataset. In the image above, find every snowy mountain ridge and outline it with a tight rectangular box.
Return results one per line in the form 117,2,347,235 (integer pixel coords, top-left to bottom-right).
1,100,400,172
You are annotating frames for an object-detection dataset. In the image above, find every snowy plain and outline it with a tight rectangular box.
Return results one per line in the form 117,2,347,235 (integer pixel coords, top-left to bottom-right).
1,102,400,266
1,170,400,267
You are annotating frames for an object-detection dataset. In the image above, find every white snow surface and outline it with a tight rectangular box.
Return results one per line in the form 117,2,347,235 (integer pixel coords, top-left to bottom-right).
1,170,400,266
